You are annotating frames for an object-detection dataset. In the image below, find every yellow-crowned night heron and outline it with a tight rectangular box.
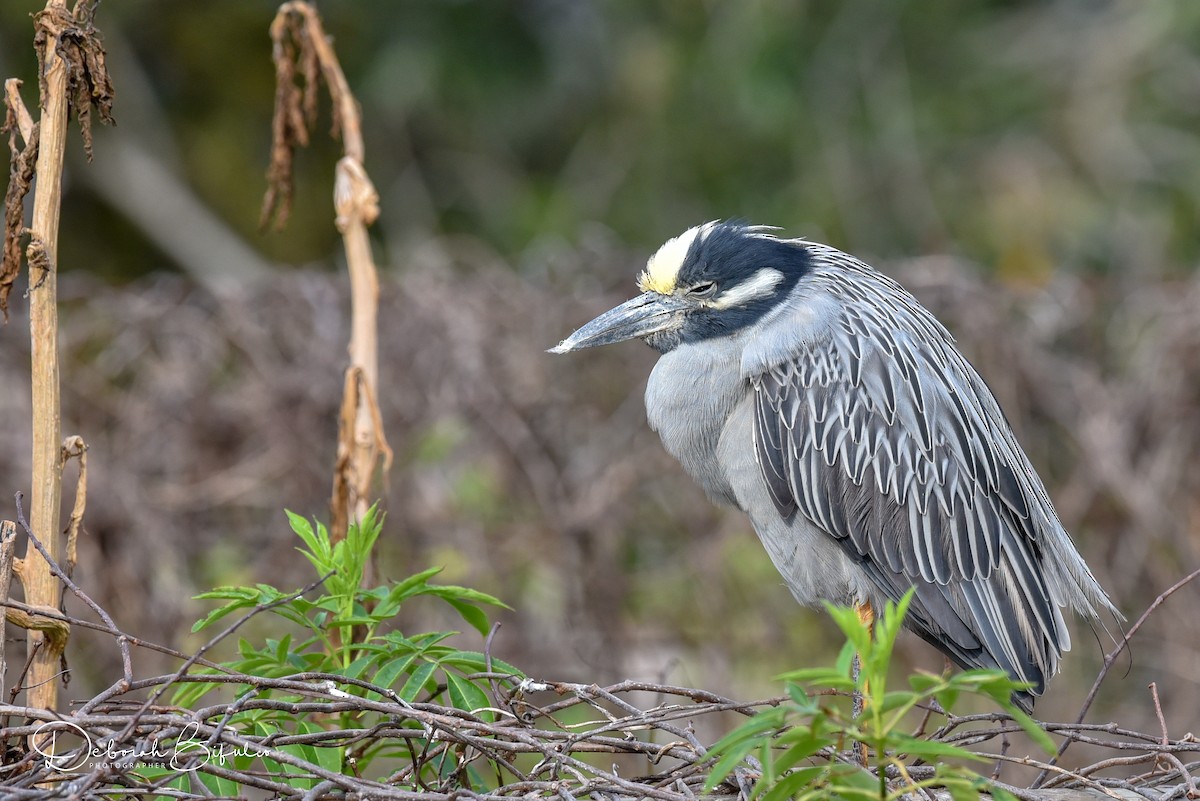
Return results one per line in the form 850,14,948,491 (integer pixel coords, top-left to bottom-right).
551,221,1118,710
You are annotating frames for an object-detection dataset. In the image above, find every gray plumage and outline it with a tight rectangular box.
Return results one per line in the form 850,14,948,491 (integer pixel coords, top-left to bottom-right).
552,221,1118,710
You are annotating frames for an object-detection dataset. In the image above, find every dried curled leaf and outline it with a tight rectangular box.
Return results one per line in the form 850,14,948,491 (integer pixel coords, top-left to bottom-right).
261,1,352,231
261,7,317,230
34,0,117,162
1,94,39,321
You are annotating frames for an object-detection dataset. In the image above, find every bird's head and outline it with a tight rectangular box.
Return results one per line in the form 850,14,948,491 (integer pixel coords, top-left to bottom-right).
550,221,810,355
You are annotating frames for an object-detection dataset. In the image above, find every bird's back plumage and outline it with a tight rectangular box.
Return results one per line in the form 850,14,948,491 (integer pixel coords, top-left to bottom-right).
736,244,1117,707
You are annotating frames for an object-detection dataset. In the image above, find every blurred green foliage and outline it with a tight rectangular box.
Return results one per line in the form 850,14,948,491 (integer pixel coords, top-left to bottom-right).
2,1,1198,282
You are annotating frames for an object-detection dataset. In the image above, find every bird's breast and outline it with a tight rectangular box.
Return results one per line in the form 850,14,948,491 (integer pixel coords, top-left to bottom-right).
645,339,750,506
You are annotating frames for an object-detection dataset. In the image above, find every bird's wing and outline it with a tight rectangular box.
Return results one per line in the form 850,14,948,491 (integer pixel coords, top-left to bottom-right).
745,258,1069,692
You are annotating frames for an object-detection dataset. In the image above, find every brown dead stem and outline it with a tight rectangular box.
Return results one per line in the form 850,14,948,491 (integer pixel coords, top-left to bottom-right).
10,0,113,714
262,0,389,544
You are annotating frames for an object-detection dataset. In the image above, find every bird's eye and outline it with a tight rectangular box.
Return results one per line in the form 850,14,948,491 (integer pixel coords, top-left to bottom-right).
687,282,718,298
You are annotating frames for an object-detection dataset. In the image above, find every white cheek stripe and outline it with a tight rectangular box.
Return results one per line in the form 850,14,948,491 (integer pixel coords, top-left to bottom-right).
709,268,785,308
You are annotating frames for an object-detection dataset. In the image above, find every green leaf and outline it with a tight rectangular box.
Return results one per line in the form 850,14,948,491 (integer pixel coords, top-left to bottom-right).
879,690,920,714
327,615,385,628
170,672,224,708
438,650,524,678
889,732,989,763
373,653,420,690
295,549,336,583
297,721,343,775
762,766,829,801
287,511,330,564
442,598,491,636
399,661,437,702
823,762,878,794
386,566,444,603
196,771,242,797
446,672,492,721
941,776,982,801
384,629,458,653
823,602,871,655
339,654,375,680
989,783,1020,801
775,728,832,770
190,602,249,633
778,667,854,689
834,639,857,677
907,672,945,694
1003,703,1056,754
785,682,821,715
704,736,765,793
704,711,788,791
194,586,260,601
935,685,961,711
423,585,510,609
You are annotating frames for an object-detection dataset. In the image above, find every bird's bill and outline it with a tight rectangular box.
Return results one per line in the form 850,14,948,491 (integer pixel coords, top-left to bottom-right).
549,292,689,353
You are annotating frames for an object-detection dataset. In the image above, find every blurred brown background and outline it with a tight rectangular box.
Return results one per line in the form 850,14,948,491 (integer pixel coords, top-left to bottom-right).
1,0,1197,761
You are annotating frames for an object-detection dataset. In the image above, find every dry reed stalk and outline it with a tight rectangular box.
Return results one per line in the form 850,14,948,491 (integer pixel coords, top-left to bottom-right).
263,0,392,544
22,0,73,715
2,0,114,713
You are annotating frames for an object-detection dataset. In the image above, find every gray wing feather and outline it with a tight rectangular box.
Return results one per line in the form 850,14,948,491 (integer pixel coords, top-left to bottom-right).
746,251,1072,696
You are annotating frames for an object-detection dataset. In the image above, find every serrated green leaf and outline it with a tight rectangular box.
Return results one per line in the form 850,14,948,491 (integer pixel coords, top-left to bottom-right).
424,585,510,609
407,630,457,648
285,509,315,543
443,598,491,635
438,650,524,678
190,601,250,633
446,672,492,721
339,654,374,680
386,567,445,603
373,653,420,690
400,661,437,702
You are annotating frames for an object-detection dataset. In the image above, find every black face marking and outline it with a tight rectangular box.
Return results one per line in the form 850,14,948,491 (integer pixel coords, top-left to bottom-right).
644,222,813,352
